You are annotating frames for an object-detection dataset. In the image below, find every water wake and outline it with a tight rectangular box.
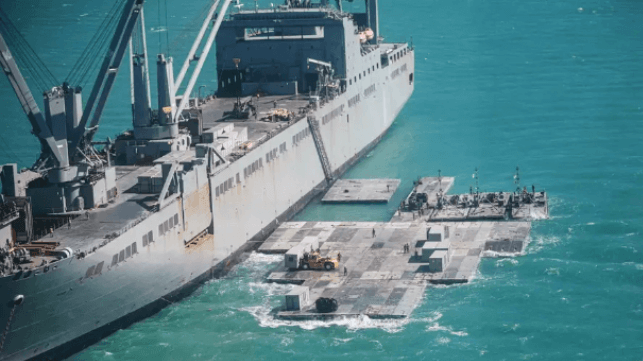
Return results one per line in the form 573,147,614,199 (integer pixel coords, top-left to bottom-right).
241,304,410,333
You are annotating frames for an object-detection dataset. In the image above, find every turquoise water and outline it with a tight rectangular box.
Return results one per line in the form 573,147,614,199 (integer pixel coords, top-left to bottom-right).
1,0,642,359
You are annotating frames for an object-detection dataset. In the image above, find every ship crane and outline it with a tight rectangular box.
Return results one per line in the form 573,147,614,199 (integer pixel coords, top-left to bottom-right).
0,0,234,215
0,0,145,214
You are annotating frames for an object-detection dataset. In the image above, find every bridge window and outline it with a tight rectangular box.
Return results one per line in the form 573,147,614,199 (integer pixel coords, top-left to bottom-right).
244,26,324,41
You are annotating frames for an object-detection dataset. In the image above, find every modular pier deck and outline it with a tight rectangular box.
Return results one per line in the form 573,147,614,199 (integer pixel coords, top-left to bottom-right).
321,179,401,203
260,221,531,319
256,176,548,320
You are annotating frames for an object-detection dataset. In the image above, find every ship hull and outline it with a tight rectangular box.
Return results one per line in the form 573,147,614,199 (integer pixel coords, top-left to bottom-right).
0,48,414,361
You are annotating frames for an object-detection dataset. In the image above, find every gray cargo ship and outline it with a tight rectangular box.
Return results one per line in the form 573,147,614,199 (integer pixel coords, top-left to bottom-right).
0,0,414,359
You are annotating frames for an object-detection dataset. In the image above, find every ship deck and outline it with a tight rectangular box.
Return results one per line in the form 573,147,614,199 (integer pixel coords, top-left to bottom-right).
42,165,158,253
28,94,310,257
200,94,310,147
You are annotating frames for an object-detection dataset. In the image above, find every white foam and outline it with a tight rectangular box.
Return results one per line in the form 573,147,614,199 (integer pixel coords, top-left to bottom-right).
244,251,283,264
482,250,521,258
528,209,549,220
436,337,451,344
331,337,354,346
280,336,293,346
526,235,561,254
545,267,560,275
412,311,443,324
624,262,643,271
241,302,410,333
425,322,468,337
494,258,519,267
247,281,293,296
411,312,468,337
226,252,283,278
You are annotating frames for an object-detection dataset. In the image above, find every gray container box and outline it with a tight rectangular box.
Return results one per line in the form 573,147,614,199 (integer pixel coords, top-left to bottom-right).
427,225,449,242
428,250,449,273
421,240,451,262
285,286,310,311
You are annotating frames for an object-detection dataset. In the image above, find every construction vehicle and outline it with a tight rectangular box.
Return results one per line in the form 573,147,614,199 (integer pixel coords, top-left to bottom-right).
300,251,338,271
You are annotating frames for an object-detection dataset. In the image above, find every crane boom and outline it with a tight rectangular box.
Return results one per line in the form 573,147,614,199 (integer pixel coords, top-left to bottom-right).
0,33,67,167
174,0,232,123
174,0,221,93
69,0,145,155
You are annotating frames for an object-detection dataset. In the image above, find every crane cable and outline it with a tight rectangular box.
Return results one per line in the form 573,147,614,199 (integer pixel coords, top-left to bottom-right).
66,0,125,85
72,0,127,88
0,8,59,91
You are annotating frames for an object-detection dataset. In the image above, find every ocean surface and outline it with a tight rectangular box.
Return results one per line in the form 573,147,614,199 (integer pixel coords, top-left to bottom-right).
0,0,642,359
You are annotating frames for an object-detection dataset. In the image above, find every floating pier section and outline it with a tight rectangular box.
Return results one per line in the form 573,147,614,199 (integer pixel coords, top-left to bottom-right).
321,179,401,203
260,221,530,319
257,176,548,320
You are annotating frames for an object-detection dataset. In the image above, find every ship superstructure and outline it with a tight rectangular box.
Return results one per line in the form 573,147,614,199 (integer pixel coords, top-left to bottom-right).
0,0,414,359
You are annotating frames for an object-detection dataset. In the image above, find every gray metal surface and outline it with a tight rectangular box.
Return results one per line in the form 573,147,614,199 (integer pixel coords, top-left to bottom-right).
322,179,400,203
425,191,549,221
260,173,548,321
261,220,531,319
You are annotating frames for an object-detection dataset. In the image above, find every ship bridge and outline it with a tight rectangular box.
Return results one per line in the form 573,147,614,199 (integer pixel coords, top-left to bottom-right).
215,2,379,97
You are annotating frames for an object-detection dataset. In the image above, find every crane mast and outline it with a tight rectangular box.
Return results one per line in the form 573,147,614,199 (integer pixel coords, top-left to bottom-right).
0,0,145,215
0,0,234,214
0,34,70,169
